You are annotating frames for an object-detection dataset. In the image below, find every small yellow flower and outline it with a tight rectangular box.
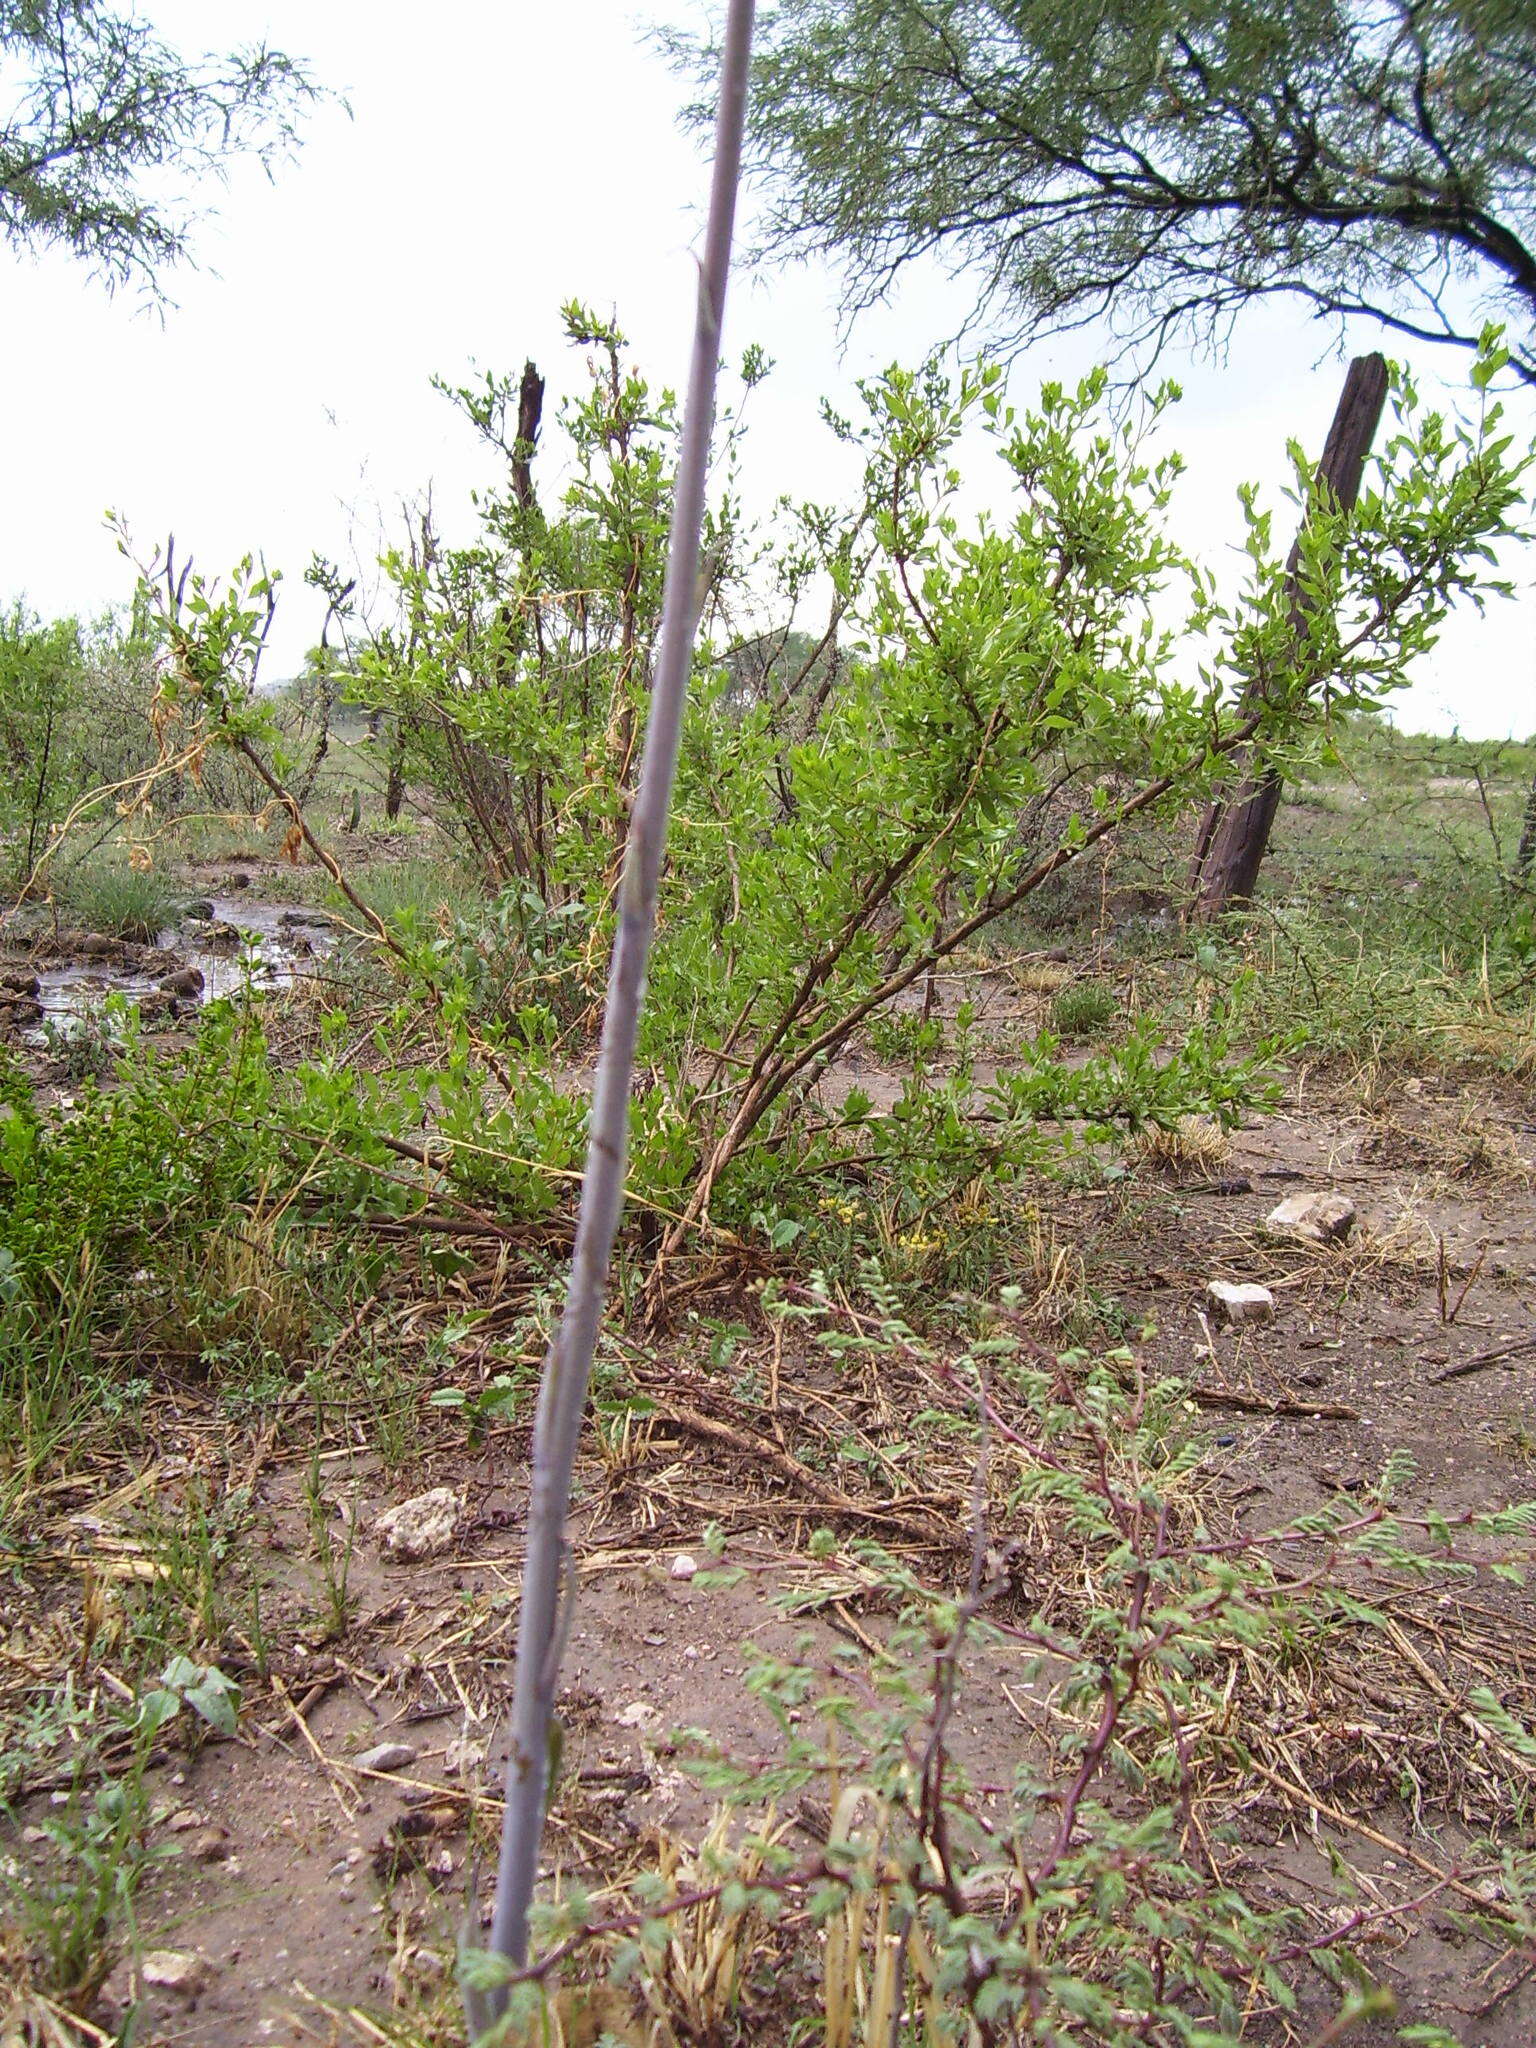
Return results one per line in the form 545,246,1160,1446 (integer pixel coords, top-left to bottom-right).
898,1232,940,1254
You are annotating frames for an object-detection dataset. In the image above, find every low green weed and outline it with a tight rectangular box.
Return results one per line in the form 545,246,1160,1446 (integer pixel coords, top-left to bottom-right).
121,1481,251,1666
4,1767,158,2005
865,1009,946,1063
429,1367,529,1448
301,1443,360,1641
2,1657,242,2006
38,1003,121,1081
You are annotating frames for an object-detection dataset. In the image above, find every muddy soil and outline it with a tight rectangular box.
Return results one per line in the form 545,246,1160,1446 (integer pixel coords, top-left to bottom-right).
5,987,1536,2045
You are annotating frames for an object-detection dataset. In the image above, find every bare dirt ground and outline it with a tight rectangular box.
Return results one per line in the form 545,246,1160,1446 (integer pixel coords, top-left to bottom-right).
5,886,1536,2046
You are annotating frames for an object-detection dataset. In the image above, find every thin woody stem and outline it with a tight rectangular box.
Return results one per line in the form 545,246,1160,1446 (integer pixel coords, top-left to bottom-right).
468,2,757,2027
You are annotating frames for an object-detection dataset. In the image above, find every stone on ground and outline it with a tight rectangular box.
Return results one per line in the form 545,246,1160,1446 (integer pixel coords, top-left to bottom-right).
1206,1280,1276,1327
355,1740,418,1773
1264,1192,1357,1245
373,1487,462,1561
141,1950,211,1994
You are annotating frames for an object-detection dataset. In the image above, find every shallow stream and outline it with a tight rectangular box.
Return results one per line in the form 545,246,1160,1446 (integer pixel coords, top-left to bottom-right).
31,895,335,1030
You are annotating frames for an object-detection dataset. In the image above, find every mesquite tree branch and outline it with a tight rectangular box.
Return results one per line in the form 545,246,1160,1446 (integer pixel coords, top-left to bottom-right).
467,1,756,2027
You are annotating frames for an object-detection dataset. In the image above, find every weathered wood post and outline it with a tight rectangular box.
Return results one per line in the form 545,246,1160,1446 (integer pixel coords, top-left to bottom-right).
1190,352,1389,920
1516,766,1536,876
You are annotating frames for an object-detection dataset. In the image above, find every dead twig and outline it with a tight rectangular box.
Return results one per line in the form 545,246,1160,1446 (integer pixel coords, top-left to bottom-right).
654,1400,955,1544
1429,1335,1536,1384
268,1673,359,1821
1189,1386,1361,1421
1245,1756,1520,1925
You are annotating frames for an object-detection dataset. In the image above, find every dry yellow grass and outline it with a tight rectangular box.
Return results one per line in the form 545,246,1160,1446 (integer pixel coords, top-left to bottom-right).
1006,957,1072,995
1123,1114,1231,1180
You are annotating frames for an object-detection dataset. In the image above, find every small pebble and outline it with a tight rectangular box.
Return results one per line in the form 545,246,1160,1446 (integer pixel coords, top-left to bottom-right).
141,1950,211,1995
354,1741,417,1774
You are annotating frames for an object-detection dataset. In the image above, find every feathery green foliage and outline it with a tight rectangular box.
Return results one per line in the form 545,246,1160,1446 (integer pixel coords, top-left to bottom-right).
671,0,1536,377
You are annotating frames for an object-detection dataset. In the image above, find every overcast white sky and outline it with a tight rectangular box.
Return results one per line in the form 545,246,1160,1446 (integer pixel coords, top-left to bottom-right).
4,0,1534,737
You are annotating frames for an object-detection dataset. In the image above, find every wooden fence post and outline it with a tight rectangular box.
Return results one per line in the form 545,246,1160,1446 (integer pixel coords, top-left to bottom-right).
1190,352,1389,920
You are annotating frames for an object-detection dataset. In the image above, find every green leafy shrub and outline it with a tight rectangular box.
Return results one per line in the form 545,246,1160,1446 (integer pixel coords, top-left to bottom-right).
0,1002,434,1382
0,1014,274,1309
128,326,1530,1280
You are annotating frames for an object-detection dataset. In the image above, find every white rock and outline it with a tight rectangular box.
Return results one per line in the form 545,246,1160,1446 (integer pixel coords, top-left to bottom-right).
354,1741,417,1774
373,1487,461,1561
616,1700,659,1730
1206,1281,1276,1328
1264,1192,1356,1245
142,1950,211,1995
669,1553,698,1580
442,1732,486,1778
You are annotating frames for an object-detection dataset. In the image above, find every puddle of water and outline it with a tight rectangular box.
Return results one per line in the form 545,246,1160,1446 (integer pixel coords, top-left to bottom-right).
33,895,335,1032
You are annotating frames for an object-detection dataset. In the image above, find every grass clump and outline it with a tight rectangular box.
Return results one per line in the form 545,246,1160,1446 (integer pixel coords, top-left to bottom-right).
347,855,484,937
1051,978,1117,1038
55,858,177,942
